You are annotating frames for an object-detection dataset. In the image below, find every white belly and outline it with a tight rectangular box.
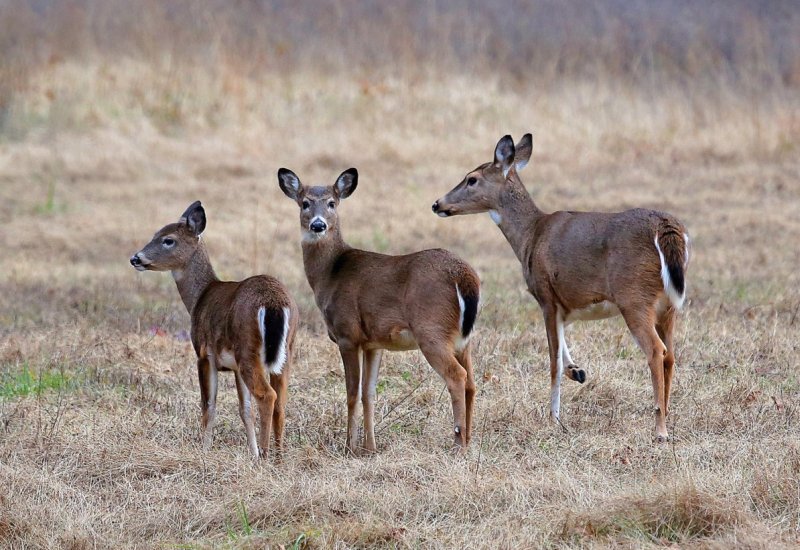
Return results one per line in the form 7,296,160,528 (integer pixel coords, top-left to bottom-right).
217,349,237,369
565,301,621,323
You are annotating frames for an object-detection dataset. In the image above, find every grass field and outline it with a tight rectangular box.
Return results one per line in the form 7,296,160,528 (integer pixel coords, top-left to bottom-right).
2,2,800,548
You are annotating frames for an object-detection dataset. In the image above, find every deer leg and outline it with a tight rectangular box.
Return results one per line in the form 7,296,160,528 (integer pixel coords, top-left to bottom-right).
418,340,468,449
560,323,586,384
455,342,476,445
338,343,362,455
243,356,277,459
623,309,669,442
270,371,288,456
543,307,563,422
234,370,259,458
657,308,677,417
362,349,382,453
198,356,218,451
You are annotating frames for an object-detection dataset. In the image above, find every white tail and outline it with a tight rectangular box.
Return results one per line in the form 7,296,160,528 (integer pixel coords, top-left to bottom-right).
131,201,297,459
434,134,690,442
279,167,481,453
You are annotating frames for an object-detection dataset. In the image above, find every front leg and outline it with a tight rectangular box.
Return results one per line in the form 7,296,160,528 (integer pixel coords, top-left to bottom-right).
338,342,362,455
198,355,218,451
542,306,563,422
362,349,382,453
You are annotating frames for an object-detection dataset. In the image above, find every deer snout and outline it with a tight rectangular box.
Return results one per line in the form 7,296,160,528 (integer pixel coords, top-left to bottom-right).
130,253,148,271
310,218,327,233
432,200,451,217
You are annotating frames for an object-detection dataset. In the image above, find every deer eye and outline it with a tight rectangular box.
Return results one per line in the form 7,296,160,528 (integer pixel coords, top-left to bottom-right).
467,177,477,186
302,200,310,210
163,237,175,247
327,200,335,209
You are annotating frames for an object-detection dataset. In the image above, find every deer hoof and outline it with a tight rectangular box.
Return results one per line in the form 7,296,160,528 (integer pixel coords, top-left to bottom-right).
567,365,587,384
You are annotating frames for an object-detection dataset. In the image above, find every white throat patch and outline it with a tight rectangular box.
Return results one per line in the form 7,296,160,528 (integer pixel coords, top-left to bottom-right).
489,210,502,225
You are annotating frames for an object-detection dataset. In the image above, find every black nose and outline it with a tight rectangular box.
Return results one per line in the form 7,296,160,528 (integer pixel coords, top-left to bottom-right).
432,201,440,213
130,255,141,267
310,220,327,233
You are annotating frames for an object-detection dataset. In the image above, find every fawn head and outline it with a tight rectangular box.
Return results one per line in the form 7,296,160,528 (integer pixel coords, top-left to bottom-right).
130,201,206,271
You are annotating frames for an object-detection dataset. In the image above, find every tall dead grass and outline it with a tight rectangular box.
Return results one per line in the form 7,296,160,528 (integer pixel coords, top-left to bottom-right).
1,1,799,548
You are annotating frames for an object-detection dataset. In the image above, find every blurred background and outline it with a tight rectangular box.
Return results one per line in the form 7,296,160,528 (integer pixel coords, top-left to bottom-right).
2,0,798,149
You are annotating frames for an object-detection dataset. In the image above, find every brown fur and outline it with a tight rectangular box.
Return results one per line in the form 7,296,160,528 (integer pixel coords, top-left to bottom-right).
433,135,690,441
279,168,481,453
131,201,298,458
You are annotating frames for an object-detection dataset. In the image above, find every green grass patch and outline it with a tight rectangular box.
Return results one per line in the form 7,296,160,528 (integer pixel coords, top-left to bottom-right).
0,364,71,399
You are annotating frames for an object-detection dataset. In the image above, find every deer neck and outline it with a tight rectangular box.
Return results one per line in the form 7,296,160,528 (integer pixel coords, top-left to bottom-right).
492,176,543,264
301,227,349,293
172,242,218,315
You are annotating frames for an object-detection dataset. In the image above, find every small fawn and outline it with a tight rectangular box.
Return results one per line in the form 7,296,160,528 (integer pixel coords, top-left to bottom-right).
433,135,690,441
278,168,481,453
130,201,298,458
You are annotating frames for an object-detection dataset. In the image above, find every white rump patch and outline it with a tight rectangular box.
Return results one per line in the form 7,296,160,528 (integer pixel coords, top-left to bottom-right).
454,284,474,352
258,306,291,375
683,232,691,265
489,210,502,225
654,234,686,309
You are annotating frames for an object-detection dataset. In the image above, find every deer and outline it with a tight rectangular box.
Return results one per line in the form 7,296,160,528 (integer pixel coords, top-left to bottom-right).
130,201,298,458
277,167,481,453
432,134,690,442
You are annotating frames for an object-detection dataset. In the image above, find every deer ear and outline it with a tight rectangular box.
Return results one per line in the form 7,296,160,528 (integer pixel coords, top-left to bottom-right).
494,135,515,178
334,168,358,199
514,133,532,172
278,168,302,200
180,201,206,236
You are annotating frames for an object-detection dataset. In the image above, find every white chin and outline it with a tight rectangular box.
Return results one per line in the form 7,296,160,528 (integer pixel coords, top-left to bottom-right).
134,265,147,272
437,212,450,218
302,230,327,242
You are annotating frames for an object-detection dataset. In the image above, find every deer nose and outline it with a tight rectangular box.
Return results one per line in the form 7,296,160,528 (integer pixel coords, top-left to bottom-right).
130,255,142,267
432,200,440,213
310,219,327,233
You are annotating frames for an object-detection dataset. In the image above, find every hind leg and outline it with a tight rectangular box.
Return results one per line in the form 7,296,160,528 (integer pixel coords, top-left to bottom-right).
240,354,277,459
621,307,669,441
234,370,259,458
270,371,288,455
657,307,677,417
560,323,586,384
418,337,468,449
455,342,476,445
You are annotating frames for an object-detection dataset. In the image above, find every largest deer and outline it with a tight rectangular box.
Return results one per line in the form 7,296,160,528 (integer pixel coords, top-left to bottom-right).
278,167,481,453
433,135,690,441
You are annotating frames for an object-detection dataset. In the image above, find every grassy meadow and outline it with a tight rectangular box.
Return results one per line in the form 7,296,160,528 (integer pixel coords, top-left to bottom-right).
1,1,799,548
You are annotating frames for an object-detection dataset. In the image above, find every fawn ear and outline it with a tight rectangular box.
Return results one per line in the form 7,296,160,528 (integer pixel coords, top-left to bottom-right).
180,201,206,236
493,135,515,179
334,168,358,199
278,168,303,201
514,133,532,172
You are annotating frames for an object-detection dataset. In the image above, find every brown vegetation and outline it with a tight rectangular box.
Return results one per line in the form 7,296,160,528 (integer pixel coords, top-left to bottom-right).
1,1,799,547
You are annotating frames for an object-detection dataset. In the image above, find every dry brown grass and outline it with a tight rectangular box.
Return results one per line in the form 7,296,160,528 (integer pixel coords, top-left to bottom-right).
1,3,800,548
